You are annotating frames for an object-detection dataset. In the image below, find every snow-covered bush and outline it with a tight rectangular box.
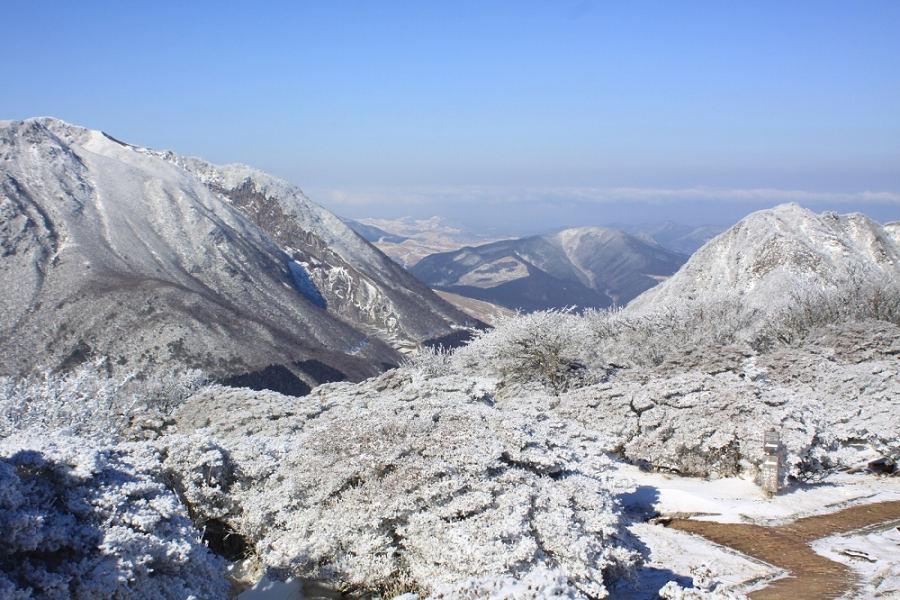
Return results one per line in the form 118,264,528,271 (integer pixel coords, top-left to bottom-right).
584,301,758,368
165,382,641,597
753,272,900,349
426,567,584,599
0,361,137,442
0,361,207,442
404,344,454,379
0,433,228,599
453,310,607,392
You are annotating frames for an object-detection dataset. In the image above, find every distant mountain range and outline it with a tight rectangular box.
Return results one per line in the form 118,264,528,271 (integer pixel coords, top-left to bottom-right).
411,227,686,311
628,203,900,312
0,118,476,391
343,216,499,267
618,221,724,254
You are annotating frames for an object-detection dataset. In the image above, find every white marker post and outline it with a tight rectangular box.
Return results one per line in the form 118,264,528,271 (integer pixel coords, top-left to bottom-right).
761,429,781,496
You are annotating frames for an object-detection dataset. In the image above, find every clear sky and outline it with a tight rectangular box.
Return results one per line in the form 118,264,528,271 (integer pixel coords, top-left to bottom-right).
3,1,899,231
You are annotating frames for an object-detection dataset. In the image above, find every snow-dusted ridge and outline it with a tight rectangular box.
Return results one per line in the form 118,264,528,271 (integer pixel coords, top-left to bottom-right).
0,117,474,386
412,225,686,311
628,203,900,313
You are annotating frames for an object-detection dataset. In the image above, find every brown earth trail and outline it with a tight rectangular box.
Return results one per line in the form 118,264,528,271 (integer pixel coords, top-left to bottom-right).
667,500,900,599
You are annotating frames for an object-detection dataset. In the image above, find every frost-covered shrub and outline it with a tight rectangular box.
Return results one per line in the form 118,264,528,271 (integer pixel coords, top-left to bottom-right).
0,433,228,599
753,272,900,349
454,310,607,392
404,345,454,379
166,382,641,597
0,361,137,442
427,567,584,599
584,301,758,368
136,368,208,416
0,361,207,442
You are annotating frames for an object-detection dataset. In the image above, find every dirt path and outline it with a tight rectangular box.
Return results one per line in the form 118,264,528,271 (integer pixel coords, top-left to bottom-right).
666,500,900,599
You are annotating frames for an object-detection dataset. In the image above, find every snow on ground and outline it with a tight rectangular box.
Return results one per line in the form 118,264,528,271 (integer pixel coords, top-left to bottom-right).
616,522,779,598
611,463,900,597
616,463,900,525
812,523,900,599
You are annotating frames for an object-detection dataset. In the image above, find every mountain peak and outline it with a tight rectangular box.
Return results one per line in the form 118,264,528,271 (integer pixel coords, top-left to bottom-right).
628,204,900,312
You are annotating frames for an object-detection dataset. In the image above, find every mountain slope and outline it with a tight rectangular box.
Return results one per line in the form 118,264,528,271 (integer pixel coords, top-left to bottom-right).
628,203,900,312
148,156,477,352
434,290,517,325
411,227,686,311
0,118,471,386
341,218,408,244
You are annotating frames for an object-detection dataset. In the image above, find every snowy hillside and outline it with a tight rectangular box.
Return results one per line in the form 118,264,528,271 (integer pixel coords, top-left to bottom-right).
628,203,900,313
412,226,686,311
0,118,472,387
2,121,898,599
149,156,477,350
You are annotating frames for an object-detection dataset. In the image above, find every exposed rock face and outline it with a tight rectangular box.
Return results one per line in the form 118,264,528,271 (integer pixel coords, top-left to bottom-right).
412,227,686,311
0,118,473,385
628,204,900,313
153,158,478,351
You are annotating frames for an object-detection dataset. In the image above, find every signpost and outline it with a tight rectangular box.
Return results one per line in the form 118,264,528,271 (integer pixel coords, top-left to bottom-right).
761,429,781,496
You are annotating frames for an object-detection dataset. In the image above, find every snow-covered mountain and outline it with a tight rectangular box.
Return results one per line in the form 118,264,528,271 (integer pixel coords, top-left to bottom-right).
628,203,900,312
0,118,474,387
153,156,477,351
620,221,724,254
411,227,687,311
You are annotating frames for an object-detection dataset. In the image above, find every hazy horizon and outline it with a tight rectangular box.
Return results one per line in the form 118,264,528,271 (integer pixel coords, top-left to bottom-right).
3,1,899,232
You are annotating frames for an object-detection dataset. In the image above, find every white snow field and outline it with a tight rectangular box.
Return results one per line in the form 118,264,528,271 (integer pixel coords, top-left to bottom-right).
812,524,900,598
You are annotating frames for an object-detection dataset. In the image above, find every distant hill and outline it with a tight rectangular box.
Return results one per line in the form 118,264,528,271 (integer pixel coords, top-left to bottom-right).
628,203,900,312
412,227,686,311
347,216,500,267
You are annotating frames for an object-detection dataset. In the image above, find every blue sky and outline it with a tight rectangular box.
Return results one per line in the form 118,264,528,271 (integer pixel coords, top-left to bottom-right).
3,1,899,230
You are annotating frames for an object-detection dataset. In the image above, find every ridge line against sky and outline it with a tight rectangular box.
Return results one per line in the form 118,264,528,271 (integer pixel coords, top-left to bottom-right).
2,1,898,231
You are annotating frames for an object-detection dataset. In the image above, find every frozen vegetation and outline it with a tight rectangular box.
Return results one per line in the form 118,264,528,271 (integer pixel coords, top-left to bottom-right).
0,433,228,599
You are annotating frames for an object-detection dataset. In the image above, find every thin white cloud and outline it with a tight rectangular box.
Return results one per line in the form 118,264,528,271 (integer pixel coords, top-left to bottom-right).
311,186,900,207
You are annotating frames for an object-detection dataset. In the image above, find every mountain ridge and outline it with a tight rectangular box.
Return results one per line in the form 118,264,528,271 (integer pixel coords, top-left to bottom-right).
0,117,474,388
627,202,900,312
411,226,686,311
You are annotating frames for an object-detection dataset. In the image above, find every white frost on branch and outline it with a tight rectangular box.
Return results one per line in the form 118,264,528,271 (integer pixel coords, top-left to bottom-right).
0,433,228,599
